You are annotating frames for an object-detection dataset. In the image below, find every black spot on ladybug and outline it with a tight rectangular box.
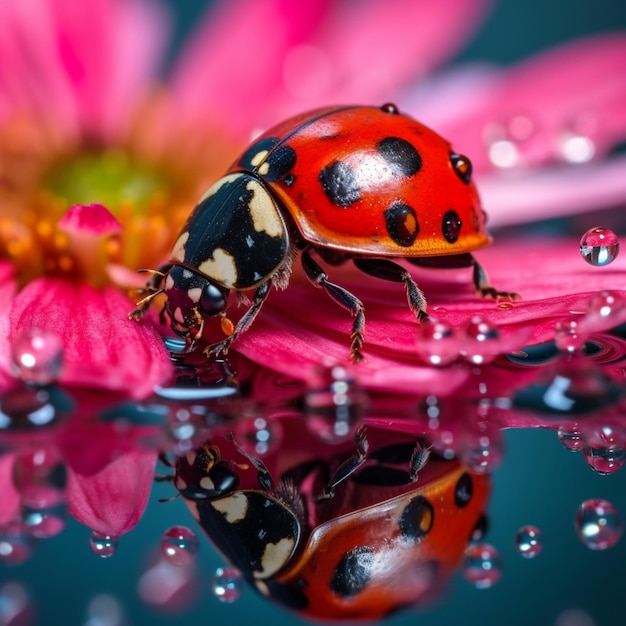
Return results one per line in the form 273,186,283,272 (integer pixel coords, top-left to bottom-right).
381,102,400,114
283,174,296,187
377,137,422,177
263,580,309,609
398,495,434,542
471,514,489,542
330,546,375,597
384,202,419,247
319,161,361,207
442,209,462,244
238,137,280,170
454,472,473,508
263,144,297,182
450,153,473,183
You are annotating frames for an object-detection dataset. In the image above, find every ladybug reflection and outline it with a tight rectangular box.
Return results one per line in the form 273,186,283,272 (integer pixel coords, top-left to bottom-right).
130,103,516,361
172,421,489,621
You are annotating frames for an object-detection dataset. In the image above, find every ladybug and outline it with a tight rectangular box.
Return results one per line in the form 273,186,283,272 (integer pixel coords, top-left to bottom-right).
172,423,490,620
131,103,514,361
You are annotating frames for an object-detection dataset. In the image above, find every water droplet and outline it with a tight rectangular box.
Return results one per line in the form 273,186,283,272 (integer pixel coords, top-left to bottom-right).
557,425,585,452
580,290,626,335
582,425,626,475
462,543,503,589
579,227,619,267
304,363,367,442
212,567,243,603
90,532,118,558
554,320,585,354
11,328,64,386
0,523,37,565
160,526,200,567
515,525,543,558
575,499,623,550
236,415,283,456
461,316,500,365
415,319,459,366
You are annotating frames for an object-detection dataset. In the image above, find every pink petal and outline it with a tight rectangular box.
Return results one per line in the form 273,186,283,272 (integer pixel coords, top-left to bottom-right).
0,453,20,525
58,203,122,236
0,262,18,390
437,34,626,173
9,278,172,398
0,0,168,139
171,0,490,138
67,448,157,537
227,238,626,394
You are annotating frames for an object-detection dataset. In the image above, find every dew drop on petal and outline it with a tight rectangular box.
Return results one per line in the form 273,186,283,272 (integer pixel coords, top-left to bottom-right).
462,543,503,589
515,525,543,558
89,532,118,558
415,319,459,366
557,425,585,452
11,328,64,386
575,499,623,550
304,363,367,442
211,567,243,603
579,227,620,267
554,320,585,354
160,526,200,567
582,426,626,475
461,316,500,365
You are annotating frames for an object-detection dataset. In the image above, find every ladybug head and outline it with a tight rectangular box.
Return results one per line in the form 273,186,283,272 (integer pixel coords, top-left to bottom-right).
174,444,239,500
164,265,229,343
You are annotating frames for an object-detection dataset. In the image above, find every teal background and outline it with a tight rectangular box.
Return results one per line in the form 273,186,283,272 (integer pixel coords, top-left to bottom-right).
3,1,626,624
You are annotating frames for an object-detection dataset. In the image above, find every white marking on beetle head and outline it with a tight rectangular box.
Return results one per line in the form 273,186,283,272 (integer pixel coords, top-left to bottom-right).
174,306,185,324
165,273,175,291
199,476,215,491
197,173,242,205
254,536,296,579
198,248,238,288
171,232,189,263
211,492,248,523
246,179,284,238
185,451,197,466
188,287,202,303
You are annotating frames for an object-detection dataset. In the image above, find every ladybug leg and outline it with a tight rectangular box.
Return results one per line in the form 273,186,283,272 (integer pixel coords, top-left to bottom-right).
353,258,428,322
470,255,520,301
205,281,271,357
301,250,366,362
315,427,369,501
408,442,431,482
225,433,275,491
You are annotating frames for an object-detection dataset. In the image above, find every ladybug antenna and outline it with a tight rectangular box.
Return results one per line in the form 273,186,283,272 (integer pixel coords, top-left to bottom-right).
131,287,164,310
137,268,166,277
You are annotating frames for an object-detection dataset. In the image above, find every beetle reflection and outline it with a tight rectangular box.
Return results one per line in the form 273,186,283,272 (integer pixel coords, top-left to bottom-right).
169,416,490,621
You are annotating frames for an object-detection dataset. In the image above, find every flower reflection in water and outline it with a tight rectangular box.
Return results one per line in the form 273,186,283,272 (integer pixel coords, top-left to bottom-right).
0,0,625,624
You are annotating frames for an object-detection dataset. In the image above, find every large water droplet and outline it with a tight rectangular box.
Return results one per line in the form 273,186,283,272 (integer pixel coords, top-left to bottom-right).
575,499,623,550
11,328,64,386
89,532,118,558
579,227,620,267
515,525,543,558
305,363,367,442
557,425,585,452
212,567,243,603
415,318,459,366
462,543,503,589
160,526,200,567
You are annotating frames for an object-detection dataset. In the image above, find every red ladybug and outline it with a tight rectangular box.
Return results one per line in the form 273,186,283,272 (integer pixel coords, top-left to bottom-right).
131,103,514,360
172,422,490,621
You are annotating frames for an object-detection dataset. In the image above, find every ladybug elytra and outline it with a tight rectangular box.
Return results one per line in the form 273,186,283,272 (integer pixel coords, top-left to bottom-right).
171,423,490,621
131,103,514,360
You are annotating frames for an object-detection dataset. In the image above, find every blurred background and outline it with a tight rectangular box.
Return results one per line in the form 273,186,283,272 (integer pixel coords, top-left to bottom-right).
2,1,626,625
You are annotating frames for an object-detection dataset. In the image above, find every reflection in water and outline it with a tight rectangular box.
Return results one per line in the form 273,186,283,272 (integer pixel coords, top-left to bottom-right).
0,313,625,622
